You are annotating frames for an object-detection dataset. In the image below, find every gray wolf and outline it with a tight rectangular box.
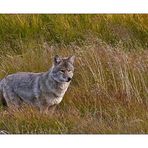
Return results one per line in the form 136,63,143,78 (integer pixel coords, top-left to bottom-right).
0,55,75,113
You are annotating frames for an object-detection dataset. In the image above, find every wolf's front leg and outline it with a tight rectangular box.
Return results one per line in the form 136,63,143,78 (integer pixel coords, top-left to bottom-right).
48,105,57,115
39,104,57,115
39,105,49,114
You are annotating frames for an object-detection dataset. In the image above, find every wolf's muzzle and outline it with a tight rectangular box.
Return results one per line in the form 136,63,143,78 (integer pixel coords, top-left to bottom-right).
67,77,72,82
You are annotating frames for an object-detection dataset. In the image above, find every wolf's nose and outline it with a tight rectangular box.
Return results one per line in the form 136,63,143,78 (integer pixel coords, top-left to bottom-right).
67,77,72,82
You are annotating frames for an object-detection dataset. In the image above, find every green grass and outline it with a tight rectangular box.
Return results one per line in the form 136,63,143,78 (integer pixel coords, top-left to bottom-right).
0,14,148,53
0,14,148,134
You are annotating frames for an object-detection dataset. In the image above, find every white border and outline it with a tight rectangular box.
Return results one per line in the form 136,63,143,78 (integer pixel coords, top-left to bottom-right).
0,0,148,148
0,0,148,13
0,135,147,148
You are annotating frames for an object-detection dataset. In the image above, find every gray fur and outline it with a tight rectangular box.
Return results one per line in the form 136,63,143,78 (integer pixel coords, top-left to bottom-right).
0,55,75,113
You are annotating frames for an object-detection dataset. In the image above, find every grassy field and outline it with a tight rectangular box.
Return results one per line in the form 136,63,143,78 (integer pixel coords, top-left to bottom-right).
0,14,148,134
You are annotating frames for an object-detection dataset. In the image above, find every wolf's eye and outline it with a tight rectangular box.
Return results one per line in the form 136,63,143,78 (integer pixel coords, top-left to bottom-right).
60,70,65,73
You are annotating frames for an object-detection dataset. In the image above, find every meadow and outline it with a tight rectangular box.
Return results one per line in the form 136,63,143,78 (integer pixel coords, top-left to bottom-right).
0,14,148,134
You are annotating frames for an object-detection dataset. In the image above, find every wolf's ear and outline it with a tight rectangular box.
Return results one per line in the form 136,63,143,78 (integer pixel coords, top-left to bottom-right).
54,55,62,65
68,55,75,64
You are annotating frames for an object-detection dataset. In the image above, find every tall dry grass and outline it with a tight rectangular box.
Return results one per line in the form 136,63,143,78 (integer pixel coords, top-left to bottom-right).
0,39,147,134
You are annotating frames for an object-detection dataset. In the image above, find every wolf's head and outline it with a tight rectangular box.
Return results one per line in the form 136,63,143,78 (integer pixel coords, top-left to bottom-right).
50,55,75,83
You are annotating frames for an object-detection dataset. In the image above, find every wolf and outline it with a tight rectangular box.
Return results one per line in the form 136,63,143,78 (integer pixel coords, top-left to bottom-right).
0,55,75,113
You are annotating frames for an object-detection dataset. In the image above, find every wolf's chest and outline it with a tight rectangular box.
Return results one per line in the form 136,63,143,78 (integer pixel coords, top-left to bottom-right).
42,83,69,105
43,89,67,105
